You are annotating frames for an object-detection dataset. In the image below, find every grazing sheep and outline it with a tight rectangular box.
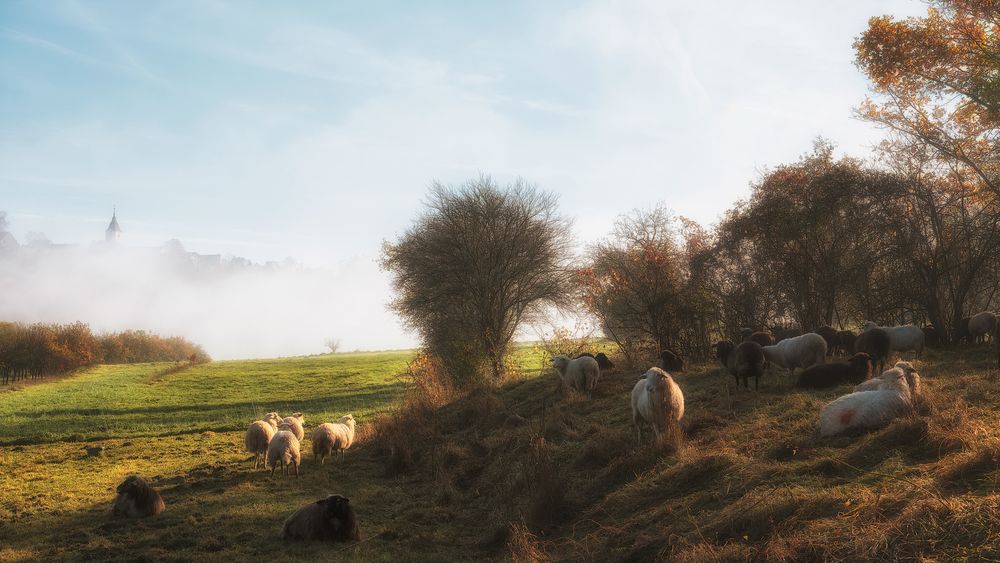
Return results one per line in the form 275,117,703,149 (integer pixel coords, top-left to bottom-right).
111,476,164,518
576,352,614,370
630,367,684,442
552,355,600,393
762,333,827,374
819,370,913,437
921,325,939,348
814,326,838,357
280,413,305,441
772,326,802,343
863,321,925,357
854,361,922,401
246,420,277,469
715,340,766,390
312,415,356,464
855,328,891,374
968,311,997,344
658,349,685,372
268,429,301,477
280,494,361,542
262,411,282,430
834,330,857,357
796,353,871,388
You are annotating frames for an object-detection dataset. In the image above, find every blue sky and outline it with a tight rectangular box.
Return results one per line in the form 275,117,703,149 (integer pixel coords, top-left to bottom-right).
0,1,929,354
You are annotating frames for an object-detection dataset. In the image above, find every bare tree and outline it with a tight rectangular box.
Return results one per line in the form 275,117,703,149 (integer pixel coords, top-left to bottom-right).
381,176,574,384
324,338,341,354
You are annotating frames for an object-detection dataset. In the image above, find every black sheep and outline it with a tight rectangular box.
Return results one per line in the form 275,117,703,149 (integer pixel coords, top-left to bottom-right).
796,352,872,388
855,328,890,374
658,349,684,372
814,326,837,356
834,330,856,356
714,340,765,390
576,352,614,370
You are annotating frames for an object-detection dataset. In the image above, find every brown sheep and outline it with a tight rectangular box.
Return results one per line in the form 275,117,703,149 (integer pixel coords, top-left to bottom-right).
280,495,361,542
111,476,164,518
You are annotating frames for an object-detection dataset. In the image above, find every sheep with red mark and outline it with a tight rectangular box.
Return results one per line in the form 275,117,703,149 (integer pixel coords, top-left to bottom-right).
819,370,913,437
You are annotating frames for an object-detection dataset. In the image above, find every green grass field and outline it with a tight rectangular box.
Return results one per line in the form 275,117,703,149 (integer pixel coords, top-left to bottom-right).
0,345,996,561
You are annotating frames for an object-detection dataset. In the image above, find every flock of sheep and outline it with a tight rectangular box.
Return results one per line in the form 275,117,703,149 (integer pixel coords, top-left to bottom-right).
552,311,999,444
109,410,361,544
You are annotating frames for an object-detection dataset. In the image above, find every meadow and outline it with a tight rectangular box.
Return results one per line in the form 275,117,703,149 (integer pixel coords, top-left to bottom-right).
0,345,997,561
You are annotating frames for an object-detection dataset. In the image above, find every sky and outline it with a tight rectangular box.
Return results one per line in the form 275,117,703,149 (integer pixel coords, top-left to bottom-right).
0,0,928,357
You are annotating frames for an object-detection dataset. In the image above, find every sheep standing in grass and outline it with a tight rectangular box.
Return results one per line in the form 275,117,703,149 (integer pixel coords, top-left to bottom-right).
862,321,925,357
630,367,684,442
268,429,301,477
312,414,356,464
246,420,277,469
834,330,856,357
576,352,615,370
744,331,774,347
814,326,837,357
715,340,766,390
762,333,826,374
280,413,305,441
552,355,600,393
281,494,360,542
819,370,913,437
262,412,282,430
968,311,997,344
111,476,164,518
855,328,891,375
796,353,871,388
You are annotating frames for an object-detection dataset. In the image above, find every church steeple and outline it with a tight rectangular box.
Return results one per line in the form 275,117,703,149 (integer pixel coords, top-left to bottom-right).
105,208,122,242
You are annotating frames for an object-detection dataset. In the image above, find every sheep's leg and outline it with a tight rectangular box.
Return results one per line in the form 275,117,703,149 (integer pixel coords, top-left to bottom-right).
294,461,299,478
754,375,759,391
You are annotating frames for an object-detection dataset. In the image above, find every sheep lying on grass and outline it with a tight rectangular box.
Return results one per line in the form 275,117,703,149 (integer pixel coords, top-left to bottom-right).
268,429,301,477
312,414,356,464
762,333,826,374
796,353,871,388
281,413,305,441
111,476,164,518
630,367,684,442
854,361,922,401
819,370,913,437
280,494,360,542
862,321,925,357
658,349,685,371
246,420,277,469
552,355,600,393
715,340,766,390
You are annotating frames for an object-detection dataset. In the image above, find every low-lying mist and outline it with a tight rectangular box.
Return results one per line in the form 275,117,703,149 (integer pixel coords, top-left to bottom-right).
0,238,415,360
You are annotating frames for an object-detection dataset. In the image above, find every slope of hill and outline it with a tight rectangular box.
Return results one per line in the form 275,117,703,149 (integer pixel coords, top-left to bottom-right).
0,347,996,561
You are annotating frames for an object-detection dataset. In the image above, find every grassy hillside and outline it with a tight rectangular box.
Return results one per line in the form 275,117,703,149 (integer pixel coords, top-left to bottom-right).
0,346,996,561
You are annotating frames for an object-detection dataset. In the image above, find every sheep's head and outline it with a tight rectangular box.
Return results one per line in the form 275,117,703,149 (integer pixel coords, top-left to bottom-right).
116,475,146,495
318,495,360,541
338,414,356,430
848,353,873,377
713,340,735,364
862,321,878,331
551,355,570,374
263,412,282,428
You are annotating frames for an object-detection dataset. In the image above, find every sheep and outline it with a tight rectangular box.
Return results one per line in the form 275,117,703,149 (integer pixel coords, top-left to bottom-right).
854,361,922,402
111,476,164,518
741,330,774,347
921,325,939,348
862,321,925,357
854,327,891,374
551,355,600,393
262,411,282,430
575,352,614,370
280,413,305,441
771,326,802,343
796,353,871,388
268,429,301,477
819,370,913,437
246,420,277,469
312,414,356,464
967,311,997,344
715,340,766,390
814,326,838,357
762,332,826,374
834,330,856,357
630,367,684,442
658,349,685,372
84,445,105,457
280,494,361,542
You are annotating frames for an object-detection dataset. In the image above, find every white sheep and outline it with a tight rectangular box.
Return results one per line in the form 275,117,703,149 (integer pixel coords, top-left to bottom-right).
280,413,305,441
262,411,282,430
854,361,922,401
862,321,925,357
762,332,827,373
245,420,276,469
819,370,913,437
630,367,684,442
968,311,997,344
551,355,600,393
312,414,356,464
267,429,301,477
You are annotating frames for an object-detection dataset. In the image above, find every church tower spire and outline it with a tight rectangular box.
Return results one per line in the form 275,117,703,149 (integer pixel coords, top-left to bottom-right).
105,208,122,243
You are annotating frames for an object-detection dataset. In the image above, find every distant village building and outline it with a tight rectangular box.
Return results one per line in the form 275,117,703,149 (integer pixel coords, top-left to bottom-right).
105,209,122,243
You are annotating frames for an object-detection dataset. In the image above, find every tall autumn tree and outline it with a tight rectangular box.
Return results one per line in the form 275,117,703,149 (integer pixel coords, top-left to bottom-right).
855,0,999,192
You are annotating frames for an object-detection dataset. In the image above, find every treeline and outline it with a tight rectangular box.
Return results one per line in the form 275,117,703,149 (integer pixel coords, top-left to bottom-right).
0,321,209,384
